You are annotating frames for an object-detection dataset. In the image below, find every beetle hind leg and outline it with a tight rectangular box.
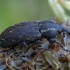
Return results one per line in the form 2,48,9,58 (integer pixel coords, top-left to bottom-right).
0,42,28,54
14,42,28,53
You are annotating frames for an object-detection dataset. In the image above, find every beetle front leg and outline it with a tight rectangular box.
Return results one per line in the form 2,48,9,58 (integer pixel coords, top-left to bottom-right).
49,38,70,52
25,40,41,52
49,38,63,48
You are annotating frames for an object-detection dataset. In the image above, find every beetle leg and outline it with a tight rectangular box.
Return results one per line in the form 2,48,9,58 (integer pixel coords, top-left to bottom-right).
19,42,28,49
25,40,41,53
49,38,70,52
13,42,28,53
34,40,41,47
61,32,66,45
30,40,41,48
49,38,63,47
0,47,16,54
0,42,28,54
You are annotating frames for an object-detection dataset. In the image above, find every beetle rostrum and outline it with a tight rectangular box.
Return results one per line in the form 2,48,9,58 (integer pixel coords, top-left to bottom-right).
0,20,70,52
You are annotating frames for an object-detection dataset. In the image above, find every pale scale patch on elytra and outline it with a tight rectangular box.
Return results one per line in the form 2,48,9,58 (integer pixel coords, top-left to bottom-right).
9,31,13,33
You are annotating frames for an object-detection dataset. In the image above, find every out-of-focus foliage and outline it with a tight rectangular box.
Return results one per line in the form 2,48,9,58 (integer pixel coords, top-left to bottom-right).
48,0,70,23
0,0,54,33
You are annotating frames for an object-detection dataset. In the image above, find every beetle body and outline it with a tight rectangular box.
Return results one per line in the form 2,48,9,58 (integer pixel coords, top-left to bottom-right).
0,20,70,51
0,21,41,48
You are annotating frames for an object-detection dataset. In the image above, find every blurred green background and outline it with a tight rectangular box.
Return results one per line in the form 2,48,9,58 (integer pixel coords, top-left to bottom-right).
0,0,54,33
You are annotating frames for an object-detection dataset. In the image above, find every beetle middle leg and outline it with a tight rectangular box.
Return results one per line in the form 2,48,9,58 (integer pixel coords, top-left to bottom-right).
25,40,41,53
13,41,29,53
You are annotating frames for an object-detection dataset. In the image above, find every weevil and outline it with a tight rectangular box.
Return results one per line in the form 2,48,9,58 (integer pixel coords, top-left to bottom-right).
0,20,70,53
